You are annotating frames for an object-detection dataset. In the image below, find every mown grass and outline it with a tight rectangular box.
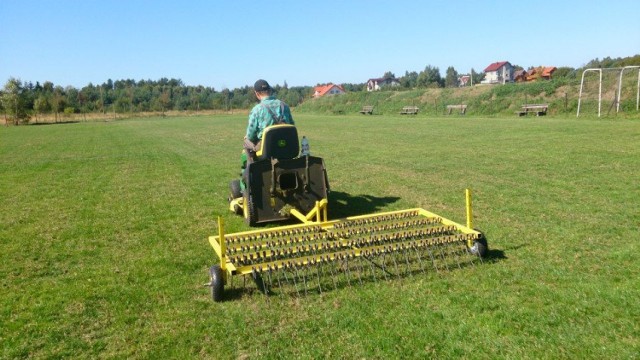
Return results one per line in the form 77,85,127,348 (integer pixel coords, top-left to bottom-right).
1,114,639,359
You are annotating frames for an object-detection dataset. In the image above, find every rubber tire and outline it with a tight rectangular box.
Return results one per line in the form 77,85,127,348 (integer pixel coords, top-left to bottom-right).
229,179,242,200
244,194,257,226
469,233,489,258
209,265,224,302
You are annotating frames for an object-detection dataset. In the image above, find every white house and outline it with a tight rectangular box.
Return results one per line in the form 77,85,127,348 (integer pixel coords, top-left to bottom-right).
481,61,514,84
366,77,400,91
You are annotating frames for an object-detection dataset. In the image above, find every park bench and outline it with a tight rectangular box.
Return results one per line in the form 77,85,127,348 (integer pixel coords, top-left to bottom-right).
446,104,467,115
516,104,548,116
400,106,419,115
359,105,374,115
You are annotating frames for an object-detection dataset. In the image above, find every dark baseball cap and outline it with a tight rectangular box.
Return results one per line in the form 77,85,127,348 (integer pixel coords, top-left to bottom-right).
254,79,271,92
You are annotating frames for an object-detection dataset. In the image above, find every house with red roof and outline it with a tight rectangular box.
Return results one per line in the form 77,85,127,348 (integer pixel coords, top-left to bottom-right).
313,83,346,98
481,61,514,84
526,66,557,81
458,75,471,87
541,66,557,80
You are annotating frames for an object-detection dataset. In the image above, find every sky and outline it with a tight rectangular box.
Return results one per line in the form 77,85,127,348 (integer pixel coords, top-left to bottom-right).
1,0,639,90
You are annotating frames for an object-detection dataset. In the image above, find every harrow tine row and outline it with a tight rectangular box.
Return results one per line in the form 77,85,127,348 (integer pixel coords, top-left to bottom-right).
240,241,482,298
227,226,464,267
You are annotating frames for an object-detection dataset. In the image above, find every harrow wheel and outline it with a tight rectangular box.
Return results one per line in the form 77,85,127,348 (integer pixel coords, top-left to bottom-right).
468,233,489,258
209,265,224,302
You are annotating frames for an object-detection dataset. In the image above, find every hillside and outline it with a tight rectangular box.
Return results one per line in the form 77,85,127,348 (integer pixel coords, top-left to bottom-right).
295,76,640,118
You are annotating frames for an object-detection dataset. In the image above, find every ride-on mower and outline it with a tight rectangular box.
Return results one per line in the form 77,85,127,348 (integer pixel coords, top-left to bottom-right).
228,124,330,226
208,124,488,302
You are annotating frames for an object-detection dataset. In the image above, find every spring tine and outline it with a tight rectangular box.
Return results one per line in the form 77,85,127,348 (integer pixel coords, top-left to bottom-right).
328,258,338,291
294,265,303,297
275,268,284,297
301,264,309,296
437,244,450,271
448,242,463,270
457,242,470,266
355,256,364,285
284,266,300,298
266,268,274,294
260,270,269,295
316,263,323,294
402,247,413,277
381,252,389,281
365,255,377,282
413,245,426,274
391,251,401,279
344,257,352,287
426,245,439,273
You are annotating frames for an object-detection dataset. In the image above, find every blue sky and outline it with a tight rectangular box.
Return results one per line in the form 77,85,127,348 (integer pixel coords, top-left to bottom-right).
1,0,639,90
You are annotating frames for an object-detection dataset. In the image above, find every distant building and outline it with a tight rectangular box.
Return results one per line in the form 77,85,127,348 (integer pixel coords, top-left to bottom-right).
366,77,400,91
313,83,346,98
526,66,557,82
481,61,514,84
541,66,557,80
458,75,471,87
514,69,528,82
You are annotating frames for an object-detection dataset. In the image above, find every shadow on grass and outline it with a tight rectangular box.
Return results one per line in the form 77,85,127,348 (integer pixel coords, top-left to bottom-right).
328,191,400,218
485,248,507,262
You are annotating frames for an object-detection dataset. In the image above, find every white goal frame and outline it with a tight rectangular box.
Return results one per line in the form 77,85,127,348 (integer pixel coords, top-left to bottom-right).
577,66,640,117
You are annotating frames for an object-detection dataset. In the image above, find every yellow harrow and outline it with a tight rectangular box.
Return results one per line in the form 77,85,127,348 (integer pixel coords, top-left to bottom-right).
207,190,488,301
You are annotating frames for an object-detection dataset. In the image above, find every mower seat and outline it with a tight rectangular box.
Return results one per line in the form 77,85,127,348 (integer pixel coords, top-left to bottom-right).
255,124,300,161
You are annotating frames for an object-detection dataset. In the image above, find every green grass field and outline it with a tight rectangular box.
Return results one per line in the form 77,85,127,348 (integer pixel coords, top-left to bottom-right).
1,114,639,359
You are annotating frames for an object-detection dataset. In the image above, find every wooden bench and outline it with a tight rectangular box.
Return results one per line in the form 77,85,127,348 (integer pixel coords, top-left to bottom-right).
516,104,548,116
400,106,419,115
359,105,374,115
446,104,467,115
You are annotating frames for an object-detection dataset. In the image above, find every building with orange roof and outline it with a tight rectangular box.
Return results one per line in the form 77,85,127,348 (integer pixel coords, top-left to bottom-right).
541,66,557,80
313,83,346,98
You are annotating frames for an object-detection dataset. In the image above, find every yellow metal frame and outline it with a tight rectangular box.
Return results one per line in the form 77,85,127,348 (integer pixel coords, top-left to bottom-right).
228,196,328,224
211,190,480,282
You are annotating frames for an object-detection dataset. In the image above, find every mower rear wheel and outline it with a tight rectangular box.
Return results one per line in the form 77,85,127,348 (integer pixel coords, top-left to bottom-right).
468,233,489,258
229,179,242,199
244,194,257,226
209,265,224,302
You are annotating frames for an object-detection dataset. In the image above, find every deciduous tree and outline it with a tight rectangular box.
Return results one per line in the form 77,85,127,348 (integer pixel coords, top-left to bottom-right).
445,66,459,88
1,77,29,125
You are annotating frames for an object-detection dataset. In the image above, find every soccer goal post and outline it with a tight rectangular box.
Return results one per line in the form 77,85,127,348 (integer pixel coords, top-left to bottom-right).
577,66,640,117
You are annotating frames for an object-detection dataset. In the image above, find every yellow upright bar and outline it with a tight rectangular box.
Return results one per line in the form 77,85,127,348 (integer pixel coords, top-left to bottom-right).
218,216,226,271
465,189,473,230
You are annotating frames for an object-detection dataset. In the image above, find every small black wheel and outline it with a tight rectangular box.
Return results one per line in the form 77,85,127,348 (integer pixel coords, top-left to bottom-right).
468,233,489,258
229,179,242,199
209,265,224,302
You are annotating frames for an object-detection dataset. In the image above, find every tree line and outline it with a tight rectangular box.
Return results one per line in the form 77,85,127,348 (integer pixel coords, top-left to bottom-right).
0,77,312,124
2,54,638,124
